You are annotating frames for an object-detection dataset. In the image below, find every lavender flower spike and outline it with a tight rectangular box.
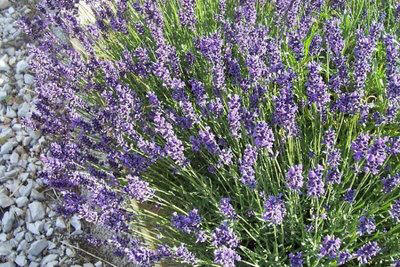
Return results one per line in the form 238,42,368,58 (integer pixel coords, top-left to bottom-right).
286,164,304,192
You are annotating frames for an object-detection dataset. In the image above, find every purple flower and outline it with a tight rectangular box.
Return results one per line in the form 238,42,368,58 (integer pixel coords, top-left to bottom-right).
252,121,275,151
263,194,286,225
286,164,304,192
219,197,237,220
196,33,223,63
327,149,341,168
365,137,388,174
338,250,352,265
179,0,196,29
323,128,336,151
153,112,187,166
393,259,400,267
358,216,376,236
239,145,258,189
307,165,325,197
198,126,219,154
355,241,381,264
351,133,371,161
390,199,400,222
319,235,341,259
309,34,322,56
228,94,242,138
211,222,240,248
171,209,202,234
306,62,330,112
214,246,241,267
289,252,303,267
174,244,197,264
124,175,155,203
343,189,356,203
382,173,400,194
273,71,299,136
326,168,342,184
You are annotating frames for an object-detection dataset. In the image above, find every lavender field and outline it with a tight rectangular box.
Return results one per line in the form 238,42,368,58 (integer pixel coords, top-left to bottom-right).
5,0,400,266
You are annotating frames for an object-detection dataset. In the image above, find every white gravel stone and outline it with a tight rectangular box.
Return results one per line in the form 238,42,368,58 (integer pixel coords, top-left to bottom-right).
28,201,46,221
41,254,58,265
15,60,28,74
0,90,6,101
0,192,14,208
17,102,30,117
9,151,19,165
0,55,10,72
0,243,13,256
55,217,66,229
28,240,48,256
15,254,27,266
5,107,17,118
0,0,10,10
15,196,28,207
1,210,15,233
1,140,17,155
23,74,34,85
70,215,82,234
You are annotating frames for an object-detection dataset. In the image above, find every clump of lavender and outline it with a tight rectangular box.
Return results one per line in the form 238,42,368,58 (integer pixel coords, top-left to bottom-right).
25,0,400,266
263,194,286,225
286,164,304,192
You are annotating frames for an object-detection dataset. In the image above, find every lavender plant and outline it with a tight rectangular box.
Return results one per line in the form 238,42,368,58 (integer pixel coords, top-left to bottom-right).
22,0,400,266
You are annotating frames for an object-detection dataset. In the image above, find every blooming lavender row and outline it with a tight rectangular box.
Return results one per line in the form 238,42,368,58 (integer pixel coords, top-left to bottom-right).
20,0,400,266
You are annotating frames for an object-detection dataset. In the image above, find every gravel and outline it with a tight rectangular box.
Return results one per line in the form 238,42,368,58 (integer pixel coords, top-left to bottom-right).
0,2,105,266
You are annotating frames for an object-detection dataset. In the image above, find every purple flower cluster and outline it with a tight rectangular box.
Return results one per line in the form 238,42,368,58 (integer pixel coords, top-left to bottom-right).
124,175,155,203
306,62,330,113
307,165,325,197
179,0,196,29
228,94,242,138
358,216,376,236
319,235,341,259
263,194,286,225
219,197,237,220
214,246,241,267
239,145,258,188
171,209,202,234
211,222,240,248
286,164,304,192
252,121,275,150
289,252,303,267
355,241,381,264
390,199,400,222
382,173,400,193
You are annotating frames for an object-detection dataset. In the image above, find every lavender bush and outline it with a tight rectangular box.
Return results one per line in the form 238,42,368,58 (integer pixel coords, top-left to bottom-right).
22,0,400,266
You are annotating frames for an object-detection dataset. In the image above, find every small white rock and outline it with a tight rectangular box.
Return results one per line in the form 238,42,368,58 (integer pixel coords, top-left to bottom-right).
0,55,10,72
28,201,46,221
15,254,27,267
1,211,15,233
55,217,66,229
0,243,12,256
70,215,82,234
0,91,7,101
0,0,10,10
15,196,28,208
0,192,14,208
9,151,19,165
5,107,17,118
15,60,28,74
0,141,17,155
28,240,48,256
23,74,34,85
41,254,58,265
17,102,30,117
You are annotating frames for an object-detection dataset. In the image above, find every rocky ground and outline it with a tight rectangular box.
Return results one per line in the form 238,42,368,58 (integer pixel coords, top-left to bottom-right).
0,1,110,266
